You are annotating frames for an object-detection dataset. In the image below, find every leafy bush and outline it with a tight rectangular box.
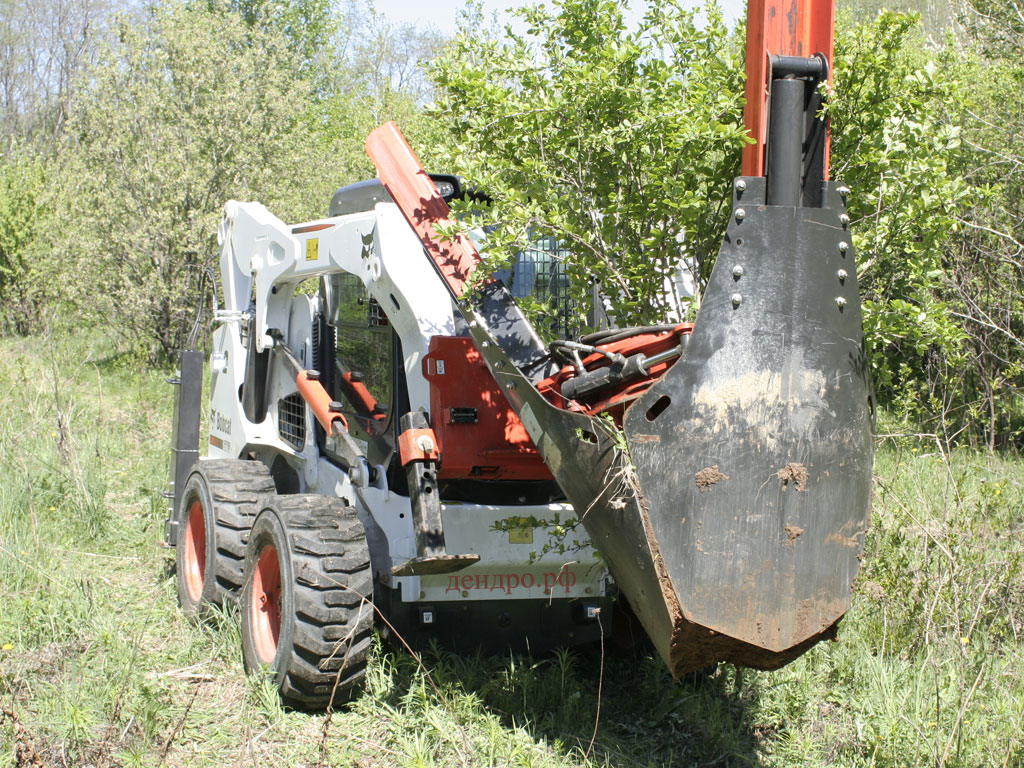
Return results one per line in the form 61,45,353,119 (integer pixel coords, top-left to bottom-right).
50,1,368,359
0,146,48,334
831,12,973,435
429,0,748,327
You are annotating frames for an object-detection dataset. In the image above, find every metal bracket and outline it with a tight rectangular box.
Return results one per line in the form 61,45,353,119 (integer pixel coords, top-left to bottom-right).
164,349,203,546
391,411,480,577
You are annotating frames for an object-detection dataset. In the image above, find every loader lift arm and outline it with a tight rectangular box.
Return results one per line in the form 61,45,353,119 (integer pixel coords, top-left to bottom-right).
274,329,482,577
366,0,873,677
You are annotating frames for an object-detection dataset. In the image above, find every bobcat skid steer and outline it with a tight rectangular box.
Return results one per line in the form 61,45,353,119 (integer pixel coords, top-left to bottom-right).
164,0,873,708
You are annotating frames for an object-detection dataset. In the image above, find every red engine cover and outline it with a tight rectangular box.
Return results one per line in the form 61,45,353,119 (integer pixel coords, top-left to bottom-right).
423,336,553,481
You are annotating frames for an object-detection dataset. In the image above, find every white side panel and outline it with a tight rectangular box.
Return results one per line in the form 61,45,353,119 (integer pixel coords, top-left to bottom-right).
207,323,254,458
414,503,606,603
207,297,313,464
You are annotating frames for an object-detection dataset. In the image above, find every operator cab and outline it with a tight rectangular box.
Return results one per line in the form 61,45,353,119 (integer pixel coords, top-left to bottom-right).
320,176,573,504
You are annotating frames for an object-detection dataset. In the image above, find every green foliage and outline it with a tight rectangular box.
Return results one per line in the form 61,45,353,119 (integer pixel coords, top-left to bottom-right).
959,0,1024,57
0,145,48,334
937,5,1024,447
839,0,956,40
830,4,1024,447
428,0,748,329
224,0,336,66
16,0,448,360
2,329,1023,767
315,4,448,181
53,1,358,358
827,12,971,423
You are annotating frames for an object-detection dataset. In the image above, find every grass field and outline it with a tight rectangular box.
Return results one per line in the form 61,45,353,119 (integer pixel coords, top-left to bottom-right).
1,330,1022,767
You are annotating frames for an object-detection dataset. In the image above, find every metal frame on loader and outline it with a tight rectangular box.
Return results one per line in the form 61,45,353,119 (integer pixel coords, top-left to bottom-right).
165,0,873,708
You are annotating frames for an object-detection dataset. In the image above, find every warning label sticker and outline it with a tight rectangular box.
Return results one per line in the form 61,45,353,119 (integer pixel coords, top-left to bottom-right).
306,238,319,261
509,526,533,544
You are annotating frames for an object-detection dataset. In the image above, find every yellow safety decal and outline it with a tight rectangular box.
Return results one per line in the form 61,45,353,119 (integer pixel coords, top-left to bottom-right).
509,527,533,545
306,237,319,261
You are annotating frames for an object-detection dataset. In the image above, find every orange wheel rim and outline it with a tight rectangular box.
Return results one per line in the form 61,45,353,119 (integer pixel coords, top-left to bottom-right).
183,500,206,602
251,544,282,664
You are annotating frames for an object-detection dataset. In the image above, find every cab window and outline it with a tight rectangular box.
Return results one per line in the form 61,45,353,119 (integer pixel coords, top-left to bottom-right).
493,232,575,339
327,273,394,443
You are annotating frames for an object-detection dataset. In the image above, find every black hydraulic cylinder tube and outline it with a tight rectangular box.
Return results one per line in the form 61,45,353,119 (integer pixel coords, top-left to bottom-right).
766,77,805,207
769,54,826,79
402,412,446,559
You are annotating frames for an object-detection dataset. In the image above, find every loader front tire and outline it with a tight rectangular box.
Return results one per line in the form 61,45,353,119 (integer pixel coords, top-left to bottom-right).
174,459,275,618
240,495,374,709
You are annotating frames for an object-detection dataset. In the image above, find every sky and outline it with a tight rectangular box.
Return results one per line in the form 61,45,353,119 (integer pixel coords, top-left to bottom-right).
370,0,748,37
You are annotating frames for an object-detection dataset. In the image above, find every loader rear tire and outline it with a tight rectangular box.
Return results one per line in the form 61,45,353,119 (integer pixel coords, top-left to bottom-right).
174,459,275,618
240,495,374,709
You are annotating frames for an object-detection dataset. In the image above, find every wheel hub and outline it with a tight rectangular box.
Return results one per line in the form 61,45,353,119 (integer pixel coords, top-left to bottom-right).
251,544,282,663
182,500,206,603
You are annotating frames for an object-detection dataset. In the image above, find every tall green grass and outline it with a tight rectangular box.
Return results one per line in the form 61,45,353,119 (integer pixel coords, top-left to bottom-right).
1,331,1021,767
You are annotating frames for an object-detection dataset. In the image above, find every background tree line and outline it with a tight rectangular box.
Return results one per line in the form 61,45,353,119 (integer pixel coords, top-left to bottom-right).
0,0,1020,449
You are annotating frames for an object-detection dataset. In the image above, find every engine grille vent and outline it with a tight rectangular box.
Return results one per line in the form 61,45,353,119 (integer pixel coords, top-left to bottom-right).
312,316,321,373
278,394,306,450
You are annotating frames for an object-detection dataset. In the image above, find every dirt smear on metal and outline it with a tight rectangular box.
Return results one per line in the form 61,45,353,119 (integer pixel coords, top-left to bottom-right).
695,465,729,491
778,462,808,491
785,524,804,544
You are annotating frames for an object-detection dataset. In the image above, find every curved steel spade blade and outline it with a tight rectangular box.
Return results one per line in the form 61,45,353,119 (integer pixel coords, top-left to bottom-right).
622,178,874,671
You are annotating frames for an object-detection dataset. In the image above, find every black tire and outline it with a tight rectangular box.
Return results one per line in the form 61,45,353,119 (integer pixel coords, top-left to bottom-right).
240,495,375,709
174,459,275,617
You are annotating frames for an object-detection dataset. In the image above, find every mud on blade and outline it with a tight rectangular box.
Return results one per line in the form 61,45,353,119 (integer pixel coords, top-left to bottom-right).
622,178,874,673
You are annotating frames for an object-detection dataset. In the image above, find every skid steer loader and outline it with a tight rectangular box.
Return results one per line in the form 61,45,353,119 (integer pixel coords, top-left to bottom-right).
165,0,873,708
